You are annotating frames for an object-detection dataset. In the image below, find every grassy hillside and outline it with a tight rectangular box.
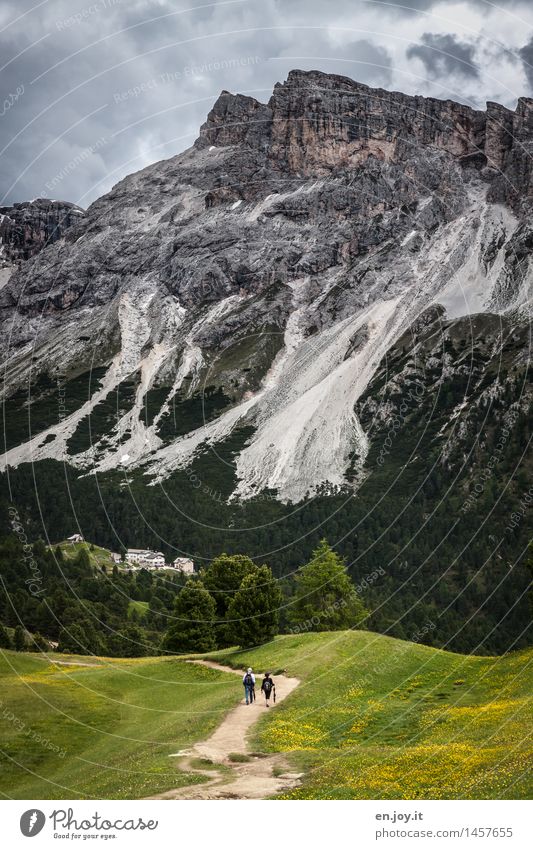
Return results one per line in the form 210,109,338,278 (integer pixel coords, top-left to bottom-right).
1,632,530,800
56,540,118,570
207,631,533,800
0,650,238,799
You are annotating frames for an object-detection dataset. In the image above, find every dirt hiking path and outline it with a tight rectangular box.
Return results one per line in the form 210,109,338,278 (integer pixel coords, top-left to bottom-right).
147,659,302,800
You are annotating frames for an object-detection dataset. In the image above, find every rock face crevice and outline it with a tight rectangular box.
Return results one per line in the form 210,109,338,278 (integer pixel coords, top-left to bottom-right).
0,70,531,502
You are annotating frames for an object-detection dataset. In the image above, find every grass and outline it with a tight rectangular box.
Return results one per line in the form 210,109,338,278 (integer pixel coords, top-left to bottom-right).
1,631,531,800
0,650,239,799
206,631,533,800
228,752,251,762
57,541,117,568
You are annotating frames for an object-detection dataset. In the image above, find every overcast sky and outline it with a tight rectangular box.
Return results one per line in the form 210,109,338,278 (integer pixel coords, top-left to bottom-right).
2,0,533,208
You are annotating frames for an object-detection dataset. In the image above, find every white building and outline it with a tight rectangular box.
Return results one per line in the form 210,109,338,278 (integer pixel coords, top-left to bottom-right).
173,557,195,574
126,548,166,569
66,533,84,544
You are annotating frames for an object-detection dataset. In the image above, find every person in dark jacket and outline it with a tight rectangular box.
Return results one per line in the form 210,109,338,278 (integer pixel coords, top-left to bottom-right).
261,672,275,707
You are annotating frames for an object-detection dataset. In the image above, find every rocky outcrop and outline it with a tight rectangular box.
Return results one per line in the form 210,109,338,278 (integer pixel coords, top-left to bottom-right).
0,198,84,267
198,69,533,202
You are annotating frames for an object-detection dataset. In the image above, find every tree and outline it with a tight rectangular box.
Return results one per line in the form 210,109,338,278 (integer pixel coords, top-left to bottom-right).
227,565,282,648
58,624,88,654
76,547,91,571
109,624,149,658
30,632,49,652
201,554,257,619
13,625,27,651
161,580,216,653
201,554,258,646
288,539,368,632
0,623,12,649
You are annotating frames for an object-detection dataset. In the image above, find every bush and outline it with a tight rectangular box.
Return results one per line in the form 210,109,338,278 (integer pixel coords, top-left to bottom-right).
0,623,12,649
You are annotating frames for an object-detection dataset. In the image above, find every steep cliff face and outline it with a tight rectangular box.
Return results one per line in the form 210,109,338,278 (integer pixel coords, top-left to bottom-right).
0,198,84,267
198,70,487,171
0,70,531,503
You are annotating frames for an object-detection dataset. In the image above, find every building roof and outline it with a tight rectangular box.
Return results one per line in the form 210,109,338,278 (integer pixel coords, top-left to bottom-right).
127,548,164,558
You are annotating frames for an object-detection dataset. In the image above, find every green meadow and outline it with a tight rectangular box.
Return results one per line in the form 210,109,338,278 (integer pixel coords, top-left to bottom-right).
0,651,237,799
0,631,531,799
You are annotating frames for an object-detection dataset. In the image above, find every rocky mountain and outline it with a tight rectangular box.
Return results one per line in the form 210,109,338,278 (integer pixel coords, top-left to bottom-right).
0,70,531,504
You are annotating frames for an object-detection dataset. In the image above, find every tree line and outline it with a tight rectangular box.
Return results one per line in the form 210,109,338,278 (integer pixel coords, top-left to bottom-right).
0,535,368,656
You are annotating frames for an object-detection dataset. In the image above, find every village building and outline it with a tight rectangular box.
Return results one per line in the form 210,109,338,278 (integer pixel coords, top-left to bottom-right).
173,557,195,574
126,548,166,569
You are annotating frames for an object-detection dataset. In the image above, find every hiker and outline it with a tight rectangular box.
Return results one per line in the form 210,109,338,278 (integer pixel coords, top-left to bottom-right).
242,667,255,705
261,672,275,707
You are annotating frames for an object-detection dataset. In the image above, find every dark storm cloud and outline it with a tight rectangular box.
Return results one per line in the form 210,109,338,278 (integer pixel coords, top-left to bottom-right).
342,40,393,87
406,33,480,79
518,37,533,90
272,29,393,89
0,0,399,207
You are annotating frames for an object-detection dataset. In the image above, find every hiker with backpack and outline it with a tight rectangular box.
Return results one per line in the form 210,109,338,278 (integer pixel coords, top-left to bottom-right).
242,668,255,705
261,672,275,707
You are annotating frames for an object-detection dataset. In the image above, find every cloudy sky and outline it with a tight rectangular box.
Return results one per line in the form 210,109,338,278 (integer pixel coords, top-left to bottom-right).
2,0,533,207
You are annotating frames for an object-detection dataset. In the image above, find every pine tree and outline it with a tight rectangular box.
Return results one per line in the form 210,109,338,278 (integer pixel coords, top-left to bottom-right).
289,539,368,632
227,565,282,648
161,580,216,653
